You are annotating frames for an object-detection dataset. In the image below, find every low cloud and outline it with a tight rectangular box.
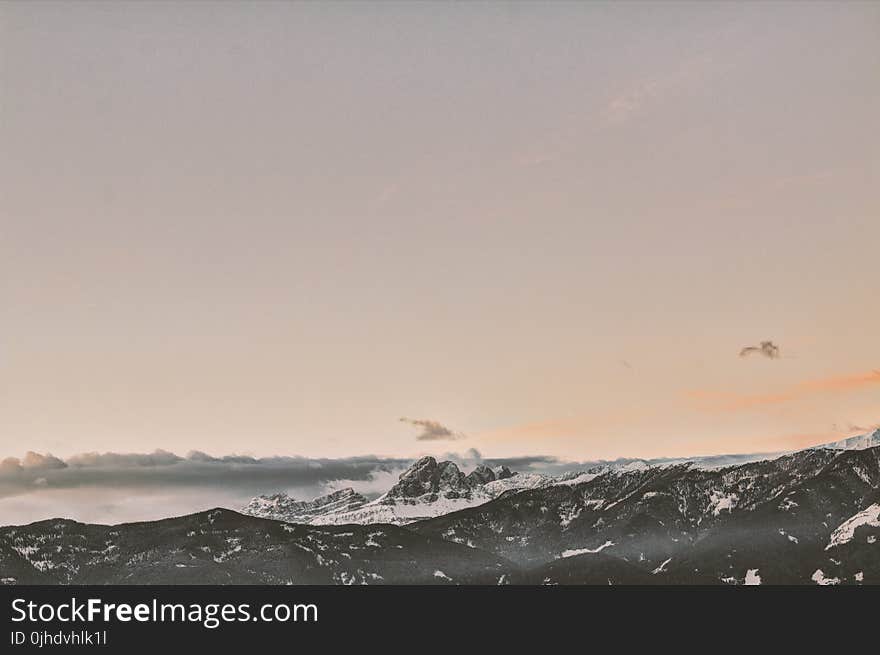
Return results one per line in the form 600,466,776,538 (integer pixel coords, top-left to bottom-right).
0,450,420,527
739,341,781,359
0,447,610,526
399,417,465,441
0,444,811,527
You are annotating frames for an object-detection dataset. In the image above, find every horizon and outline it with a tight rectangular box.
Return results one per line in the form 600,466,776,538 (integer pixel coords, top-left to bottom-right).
2,424,878,526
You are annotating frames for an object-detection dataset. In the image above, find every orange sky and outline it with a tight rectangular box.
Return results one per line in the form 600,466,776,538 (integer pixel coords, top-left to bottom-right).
1,2,878,461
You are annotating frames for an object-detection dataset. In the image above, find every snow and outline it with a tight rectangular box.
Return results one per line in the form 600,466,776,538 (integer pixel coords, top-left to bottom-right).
559,540,614,558
708,490,738,516
818,428,880,451
484,473,551,495
553,472,600,487
811,569,840,586
652,558,672,574
778,497,798,512
825,504,880,550
617,460,650,472
558,504,582,529
744,569,761,585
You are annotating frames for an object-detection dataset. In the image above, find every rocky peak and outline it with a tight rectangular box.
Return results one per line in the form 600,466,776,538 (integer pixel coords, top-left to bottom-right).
242,487,366,523
384,457,472,501
465,465,497,486
493,465,514,480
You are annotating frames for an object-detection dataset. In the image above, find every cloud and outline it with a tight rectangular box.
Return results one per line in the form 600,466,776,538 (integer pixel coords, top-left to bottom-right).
1,452,68,474
689,368,880,412
0,450,411,501
66,449,182,468
739,341,781,359
399,417,465,441
0,448,605,526
602,53,713,125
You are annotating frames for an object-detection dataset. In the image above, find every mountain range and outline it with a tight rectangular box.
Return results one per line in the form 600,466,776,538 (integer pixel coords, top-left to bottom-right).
1,429,878,585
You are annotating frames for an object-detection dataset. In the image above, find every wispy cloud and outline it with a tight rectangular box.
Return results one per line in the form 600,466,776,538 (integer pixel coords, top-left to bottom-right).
688,369,880,412
399,417,465,441
601,53,713,125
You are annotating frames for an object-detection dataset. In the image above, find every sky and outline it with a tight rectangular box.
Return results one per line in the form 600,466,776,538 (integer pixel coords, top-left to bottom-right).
1,1,879,480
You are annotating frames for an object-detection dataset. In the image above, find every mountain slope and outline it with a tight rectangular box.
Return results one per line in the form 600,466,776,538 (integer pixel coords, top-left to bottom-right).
410,446,880,584
0,508,514,585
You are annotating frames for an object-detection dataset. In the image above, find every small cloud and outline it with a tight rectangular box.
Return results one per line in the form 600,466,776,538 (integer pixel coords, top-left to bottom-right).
739,341,780,360
399,417,465,441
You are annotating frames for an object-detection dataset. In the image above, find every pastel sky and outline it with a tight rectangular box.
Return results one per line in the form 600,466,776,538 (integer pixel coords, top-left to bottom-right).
1,1,878,463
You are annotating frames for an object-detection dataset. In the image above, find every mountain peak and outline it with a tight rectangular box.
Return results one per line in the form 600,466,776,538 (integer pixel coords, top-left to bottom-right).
384,457,470,501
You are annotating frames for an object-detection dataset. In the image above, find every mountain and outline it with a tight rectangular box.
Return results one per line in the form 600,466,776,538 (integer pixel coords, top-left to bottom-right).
241,488,367,524
816,427,880,452
3,443,878,585
242,457,547,526
240,429,880,529
0,508,513,585
410,445,880,584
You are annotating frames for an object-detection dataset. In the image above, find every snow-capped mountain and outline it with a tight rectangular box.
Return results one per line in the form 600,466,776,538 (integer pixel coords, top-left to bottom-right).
5,444,877,585
239,427,880,532
4,434,879,585
243,457,534,526
8,431,880,585
815,427,880,452
241,488,367,524
411,444,880,584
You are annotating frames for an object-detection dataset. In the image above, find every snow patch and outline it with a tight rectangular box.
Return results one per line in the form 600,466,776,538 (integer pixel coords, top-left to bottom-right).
559,540,614,558
744,569,761,585
826,504,880,550
811,569,840,586
652,558,672,574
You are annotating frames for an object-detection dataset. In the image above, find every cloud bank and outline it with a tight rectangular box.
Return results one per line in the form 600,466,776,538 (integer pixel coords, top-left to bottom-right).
0,448,576,526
